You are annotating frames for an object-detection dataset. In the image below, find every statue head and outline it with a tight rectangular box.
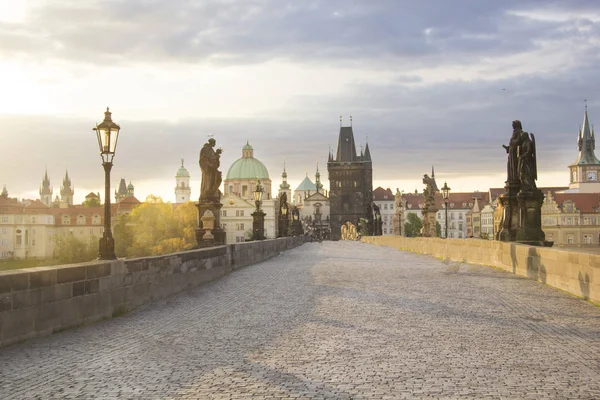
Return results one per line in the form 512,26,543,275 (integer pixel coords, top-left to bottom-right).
512,120,522,131
208,138,216,146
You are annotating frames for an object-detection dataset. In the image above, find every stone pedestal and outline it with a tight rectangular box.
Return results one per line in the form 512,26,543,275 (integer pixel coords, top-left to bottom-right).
252,210,266,240
278,215,289,238
516,189,545,245
196,202,226,247
498,182,520,242
421,207,438,237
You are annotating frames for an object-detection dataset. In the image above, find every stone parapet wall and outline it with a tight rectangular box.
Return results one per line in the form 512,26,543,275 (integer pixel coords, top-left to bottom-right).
362,236,599,304
0,237,305,348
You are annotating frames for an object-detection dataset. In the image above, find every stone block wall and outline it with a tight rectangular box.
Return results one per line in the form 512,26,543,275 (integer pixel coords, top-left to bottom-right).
0,237,305,348
362,236,599,304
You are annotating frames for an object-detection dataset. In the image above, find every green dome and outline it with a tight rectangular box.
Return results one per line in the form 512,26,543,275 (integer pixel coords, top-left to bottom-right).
226,157,270,180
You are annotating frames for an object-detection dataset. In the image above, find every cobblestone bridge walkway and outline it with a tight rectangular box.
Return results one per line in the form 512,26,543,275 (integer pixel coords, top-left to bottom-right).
1,242,600,399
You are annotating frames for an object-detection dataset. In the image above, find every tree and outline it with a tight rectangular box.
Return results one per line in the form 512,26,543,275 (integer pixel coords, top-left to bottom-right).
404,213,423,237
118,196,198,258
82,197,101,207
113,213,134,258
436,221,442,237
52,233,97,264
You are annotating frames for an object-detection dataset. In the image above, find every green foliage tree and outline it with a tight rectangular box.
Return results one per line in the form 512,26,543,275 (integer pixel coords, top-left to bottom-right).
52,233,97,264
116,196,198,258
404,213,423,237
436,221,442,237
113,213,134,257
82,197,101,207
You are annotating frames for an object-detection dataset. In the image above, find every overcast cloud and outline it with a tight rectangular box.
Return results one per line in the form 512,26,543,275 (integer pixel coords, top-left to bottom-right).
1,0,600,202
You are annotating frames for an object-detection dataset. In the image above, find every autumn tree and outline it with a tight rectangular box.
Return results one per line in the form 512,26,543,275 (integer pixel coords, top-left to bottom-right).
115,196,198,258
52,233,97,264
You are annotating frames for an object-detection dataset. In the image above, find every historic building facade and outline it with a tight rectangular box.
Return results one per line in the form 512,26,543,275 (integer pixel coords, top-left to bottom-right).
221,142,276,244
373,187,395,235
327,121,373,240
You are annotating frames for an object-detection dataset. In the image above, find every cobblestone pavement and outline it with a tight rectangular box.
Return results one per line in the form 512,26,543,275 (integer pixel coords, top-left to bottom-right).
1,241,600,399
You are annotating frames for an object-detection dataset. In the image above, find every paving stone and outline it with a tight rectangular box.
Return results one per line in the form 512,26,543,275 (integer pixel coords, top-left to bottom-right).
0,242,599,399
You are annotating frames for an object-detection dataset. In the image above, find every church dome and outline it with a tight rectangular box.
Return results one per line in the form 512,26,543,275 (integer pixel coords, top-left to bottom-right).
127,182,134,190
176,159,190,178
226,142,270,180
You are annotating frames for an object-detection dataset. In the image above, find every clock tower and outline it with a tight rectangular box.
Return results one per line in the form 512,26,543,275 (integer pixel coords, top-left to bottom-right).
568,106,600,193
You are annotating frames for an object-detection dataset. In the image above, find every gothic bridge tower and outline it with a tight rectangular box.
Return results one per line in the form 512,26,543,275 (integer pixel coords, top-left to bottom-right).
327,117,373,240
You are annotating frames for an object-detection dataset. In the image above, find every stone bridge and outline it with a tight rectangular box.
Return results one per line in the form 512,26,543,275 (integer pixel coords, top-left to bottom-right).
1,241,599,399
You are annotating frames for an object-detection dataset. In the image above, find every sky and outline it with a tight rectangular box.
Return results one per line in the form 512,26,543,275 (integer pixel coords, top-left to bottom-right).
2,0,600,203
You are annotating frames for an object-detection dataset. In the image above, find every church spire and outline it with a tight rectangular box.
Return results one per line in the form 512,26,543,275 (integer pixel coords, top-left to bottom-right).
315,161,323,192
574,106,600,165
279,160,290,190
60,170,74,206
40,170,53,205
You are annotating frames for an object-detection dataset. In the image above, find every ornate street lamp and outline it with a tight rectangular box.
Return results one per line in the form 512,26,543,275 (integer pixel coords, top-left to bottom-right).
93,107,120,259
252,180,266,240
441,181,451,239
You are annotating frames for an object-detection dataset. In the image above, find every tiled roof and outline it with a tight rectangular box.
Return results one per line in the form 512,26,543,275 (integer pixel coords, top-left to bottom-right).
551,193,600,213
118,196,141,205
373,187,394,201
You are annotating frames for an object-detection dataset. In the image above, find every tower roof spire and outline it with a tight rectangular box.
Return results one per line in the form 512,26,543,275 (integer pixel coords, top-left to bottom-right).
573,105,600,165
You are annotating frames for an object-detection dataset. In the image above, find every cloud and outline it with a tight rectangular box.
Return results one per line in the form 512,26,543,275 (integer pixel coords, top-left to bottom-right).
3,0,599,68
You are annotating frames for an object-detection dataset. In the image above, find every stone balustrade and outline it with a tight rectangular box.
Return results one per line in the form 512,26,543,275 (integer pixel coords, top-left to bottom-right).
0,236,305,348
362,236,599,304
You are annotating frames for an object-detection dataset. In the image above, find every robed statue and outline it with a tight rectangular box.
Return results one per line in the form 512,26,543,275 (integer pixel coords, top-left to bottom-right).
502,120,537,191
199,138,223,202
422,174,436,209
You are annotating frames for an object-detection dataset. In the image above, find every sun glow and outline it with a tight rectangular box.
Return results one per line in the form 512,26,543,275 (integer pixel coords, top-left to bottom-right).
0,1,28,23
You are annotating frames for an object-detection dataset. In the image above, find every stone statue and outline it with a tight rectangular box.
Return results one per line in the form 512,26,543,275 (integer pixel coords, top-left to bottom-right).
422,174,436,208
518,132,537,192
199,138,223,202
503,120,523,184
373,203,382,236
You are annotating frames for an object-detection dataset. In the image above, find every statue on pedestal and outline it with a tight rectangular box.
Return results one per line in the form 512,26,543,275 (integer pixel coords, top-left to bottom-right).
421,174,438,237
199,138,223,203
278,192,290,237
196,137,226,247
392,188,404,236
498,120,546,245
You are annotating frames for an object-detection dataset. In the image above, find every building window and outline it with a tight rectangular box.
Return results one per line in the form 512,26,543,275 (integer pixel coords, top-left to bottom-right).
77,215,86,225
240,210,244,217
458,233,463,238
1,239,7,246
0,228,6,234
383,204,388,210
62,215,70,225
584,234,593,244
1,216,8,223
242,185,248,197
567,234,574,244
31,216,36,223
222,223,227,230
32,239,36,247
222,210,227,217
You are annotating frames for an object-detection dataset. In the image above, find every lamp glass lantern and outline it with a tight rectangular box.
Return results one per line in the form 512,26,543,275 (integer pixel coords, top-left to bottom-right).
254,180,263,204
441,181,451,201
94,107,121,164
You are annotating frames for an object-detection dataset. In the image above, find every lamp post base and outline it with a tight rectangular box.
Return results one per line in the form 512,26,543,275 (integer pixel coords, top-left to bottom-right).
98,235,116,260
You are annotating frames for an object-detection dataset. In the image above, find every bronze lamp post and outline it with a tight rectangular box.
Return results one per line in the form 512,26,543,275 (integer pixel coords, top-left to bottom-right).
93,107,120,259
441,181,451,239
252,180,266,240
